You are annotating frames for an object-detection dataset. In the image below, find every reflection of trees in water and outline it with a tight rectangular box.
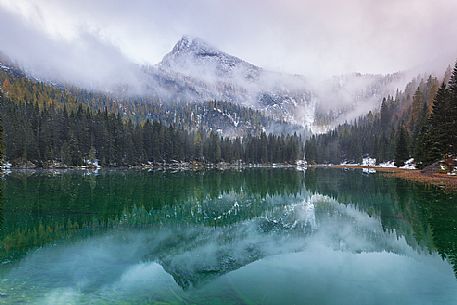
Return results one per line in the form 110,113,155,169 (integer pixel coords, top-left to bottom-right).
3,169,305,227
3,168,457,279
305,167,457,277
0,169,306,261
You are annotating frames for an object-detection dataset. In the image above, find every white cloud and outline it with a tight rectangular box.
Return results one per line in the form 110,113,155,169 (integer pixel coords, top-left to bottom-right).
0,0,456,82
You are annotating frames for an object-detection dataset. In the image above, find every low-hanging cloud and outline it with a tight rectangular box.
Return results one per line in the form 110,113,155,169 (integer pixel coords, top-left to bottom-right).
0,7,143,91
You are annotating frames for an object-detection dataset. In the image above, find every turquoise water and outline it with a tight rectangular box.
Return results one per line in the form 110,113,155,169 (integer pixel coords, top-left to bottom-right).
0,168,456,304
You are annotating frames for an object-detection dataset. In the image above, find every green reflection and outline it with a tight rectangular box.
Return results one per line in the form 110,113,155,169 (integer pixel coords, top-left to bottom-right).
0,168,457,305
1,169,306,261
305,167,457,275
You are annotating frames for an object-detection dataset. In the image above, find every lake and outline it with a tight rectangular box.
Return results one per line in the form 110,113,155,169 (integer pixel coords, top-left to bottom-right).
0,168,456,304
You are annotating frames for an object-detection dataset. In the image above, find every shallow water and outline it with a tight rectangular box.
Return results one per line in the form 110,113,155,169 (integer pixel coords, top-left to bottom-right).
0,168,456,304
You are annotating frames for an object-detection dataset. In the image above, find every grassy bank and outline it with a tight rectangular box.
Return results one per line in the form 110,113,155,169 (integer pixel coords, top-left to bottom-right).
321,165,457,191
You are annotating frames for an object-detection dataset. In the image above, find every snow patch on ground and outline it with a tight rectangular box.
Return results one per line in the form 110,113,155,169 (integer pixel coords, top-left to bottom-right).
340,161,360,166
362,157,376,167
400,158,416,170
378,161,396,168
84,159,101,169
338,158,416,171
296,160,307,171
0,64,10,71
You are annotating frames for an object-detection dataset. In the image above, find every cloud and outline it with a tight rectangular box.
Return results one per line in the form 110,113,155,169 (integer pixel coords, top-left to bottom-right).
0,5,143,90
1,0,457,81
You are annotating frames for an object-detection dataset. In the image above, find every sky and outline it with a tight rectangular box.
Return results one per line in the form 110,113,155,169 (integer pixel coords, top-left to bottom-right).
0,0,456,84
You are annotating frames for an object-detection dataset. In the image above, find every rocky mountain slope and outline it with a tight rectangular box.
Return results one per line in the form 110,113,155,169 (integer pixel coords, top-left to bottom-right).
0,37,407,135
141,36,316,127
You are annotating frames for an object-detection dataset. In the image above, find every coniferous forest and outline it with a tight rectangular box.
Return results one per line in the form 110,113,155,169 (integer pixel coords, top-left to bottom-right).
0,63,305,167
1,58,457,169
305,61,457,167
2,3,457,305
0,92,303,167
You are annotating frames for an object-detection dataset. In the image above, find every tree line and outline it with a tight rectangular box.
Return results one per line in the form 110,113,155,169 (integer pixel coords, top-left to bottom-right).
306,61,457,167
0,92,303,167
0,68,302,138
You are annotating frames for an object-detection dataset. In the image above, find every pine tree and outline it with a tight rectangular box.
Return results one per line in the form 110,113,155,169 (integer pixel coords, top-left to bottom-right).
424,82,449,164
395,125,409,167
380,98,390,131
411,88,424,128
414,102,429,167
447,61,457,155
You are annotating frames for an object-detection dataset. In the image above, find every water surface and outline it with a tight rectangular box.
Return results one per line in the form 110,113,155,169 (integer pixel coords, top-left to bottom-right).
0,168,456,304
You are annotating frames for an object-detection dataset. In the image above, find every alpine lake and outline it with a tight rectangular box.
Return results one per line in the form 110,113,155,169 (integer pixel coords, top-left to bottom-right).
0,167,456,305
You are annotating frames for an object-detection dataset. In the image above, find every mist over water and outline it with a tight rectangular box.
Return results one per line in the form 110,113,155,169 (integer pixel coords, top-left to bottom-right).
0,168,456,304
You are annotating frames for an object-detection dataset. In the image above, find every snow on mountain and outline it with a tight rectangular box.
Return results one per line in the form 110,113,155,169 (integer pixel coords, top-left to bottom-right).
142,36,406,133
141,36,316,128
160,35,261,81
0,37,408,135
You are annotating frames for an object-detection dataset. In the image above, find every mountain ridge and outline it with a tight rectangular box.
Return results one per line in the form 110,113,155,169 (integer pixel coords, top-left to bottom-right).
0,35,408,134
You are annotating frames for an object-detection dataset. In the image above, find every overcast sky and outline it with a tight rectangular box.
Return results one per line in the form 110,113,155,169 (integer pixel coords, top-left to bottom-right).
0,0,456,83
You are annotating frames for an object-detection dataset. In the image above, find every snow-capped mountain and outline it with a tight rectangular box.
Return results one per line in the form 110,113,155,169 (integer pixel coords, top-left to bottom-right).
139,36,406,132
141,36,316,127
160,35,261,80
0,37,407,134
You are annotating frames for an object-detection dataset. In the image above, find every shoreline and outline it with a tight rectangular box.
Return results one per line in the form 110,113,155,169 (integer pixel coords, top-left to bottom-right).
4,163,457,191
1,162,301,173
313,164,457,191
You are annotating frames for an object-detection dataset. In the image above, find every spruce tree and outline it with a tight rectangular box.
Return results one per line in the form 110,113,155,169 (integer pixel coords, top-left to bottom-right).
380,98,391,131
447,61,457,155
395,125,409,167
424,82,449,164
414,102,429,167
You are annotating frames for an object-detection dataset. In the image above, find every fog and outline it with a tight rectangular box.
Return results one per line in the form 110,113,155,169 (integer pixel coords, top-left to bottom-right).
0,0,456,127
1,0,456,81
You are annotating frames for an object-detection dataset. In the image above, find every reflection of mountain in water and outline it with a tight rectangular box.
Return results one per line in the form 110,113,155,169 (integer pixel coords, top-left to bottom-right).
4,192,444,293
1,167,457,303
151,194,419,289
0,169,306,261
305,167,457,276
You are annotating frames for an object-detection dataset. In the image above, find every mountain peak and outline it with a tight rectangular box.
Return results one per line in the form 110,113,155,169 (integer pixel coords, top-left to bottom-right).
175,35,212,49
160,35,257,76
168,35,223,59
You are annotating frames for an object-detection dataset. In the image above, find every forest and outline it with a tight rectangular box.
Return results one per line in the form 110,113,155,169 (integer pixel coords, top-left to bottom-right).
0,92,303,167
2,59,457,169
305,61,457,167
0,63,306,167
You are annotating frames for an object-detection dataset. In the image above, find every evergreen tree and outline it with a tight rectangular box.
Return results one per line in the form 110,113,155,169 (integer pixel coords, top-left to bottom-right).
395,125,409,167
380,98,390,131
0,96,304,166
413,101,429,166
447,61,457,155
424,82,449,164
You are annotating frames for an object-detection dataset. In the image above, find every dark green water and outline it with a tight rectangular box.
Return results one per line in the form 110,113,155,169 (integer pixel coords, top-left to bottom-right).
0,168,456,304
